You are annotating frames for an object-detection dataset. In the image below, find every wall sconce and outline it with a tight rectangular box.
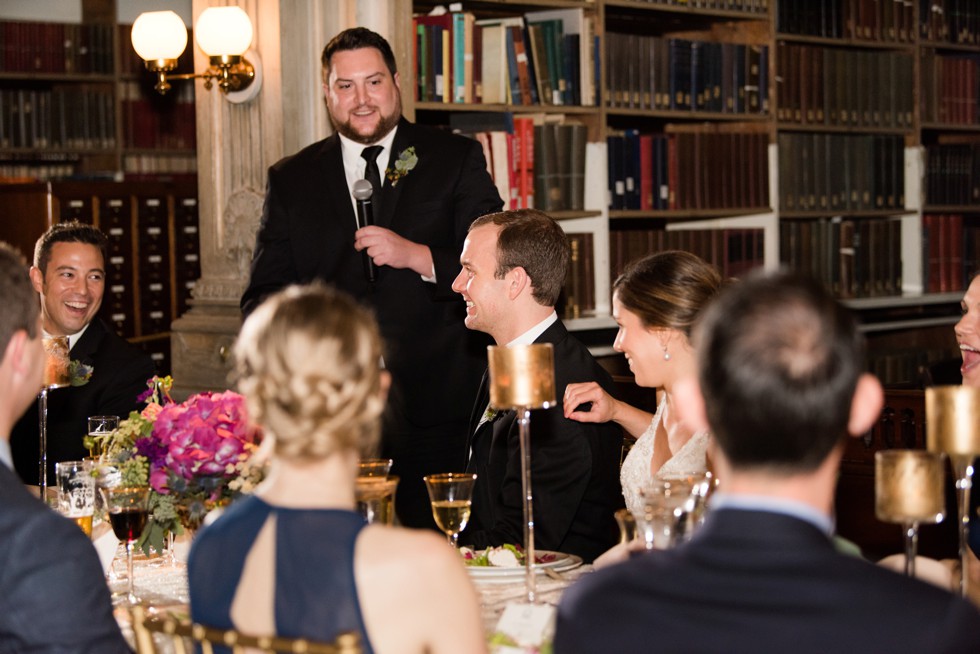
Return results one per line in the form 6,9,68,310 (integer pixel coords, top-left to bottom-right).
131,7,262,103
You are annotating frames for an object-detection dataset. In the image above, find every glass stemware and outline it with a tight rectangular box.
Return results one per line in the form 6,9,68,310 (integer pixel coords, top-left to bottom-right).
101,486,150,605
86,415,118,459
423,473,476,548
875,450,946,577
37,336,70,500
633,478,697,550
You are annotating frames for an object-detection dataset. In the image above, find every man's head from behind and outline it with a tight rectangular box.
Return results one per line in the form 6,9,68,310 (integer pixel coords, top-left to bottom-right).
694,270,880,475
453,210,569,342
0,242,43,425
321,27,401,145
30,221,107,338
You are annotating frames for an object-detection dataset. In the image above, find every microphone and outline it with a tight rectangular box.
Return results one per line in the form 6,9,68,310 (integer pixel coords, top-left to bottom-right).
352,178,376,283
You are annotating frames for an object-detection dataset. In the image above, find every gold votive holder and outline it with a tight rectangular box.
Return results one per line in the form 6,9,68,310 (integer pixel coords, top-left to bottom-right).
875,450,946,525
487,343,556,410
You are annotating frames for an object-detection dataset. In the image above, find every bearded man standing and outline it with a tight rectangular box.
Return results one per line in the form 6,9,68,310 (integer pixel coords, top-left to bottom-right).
241,28,503,529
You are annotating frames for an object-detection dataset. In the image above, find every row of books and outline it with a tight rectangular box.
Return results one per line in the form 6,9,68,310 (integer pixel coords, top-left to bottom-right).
123,154,197,184
777,133,905,212
120,81,196,151
0,162,75,183
922,213,970,293
413,8,597,107
776,44,913,129
605,34,769,115
561,233,595,320
867,348,950,388
920,0,980,44
610,227,765,280
776,0,916,42
0,20,114,75
0,87,115,151
451,113,588,213
920,51,980,125
924,143,980,206
625,0,768,12
779,216,902,299
608,128,769,211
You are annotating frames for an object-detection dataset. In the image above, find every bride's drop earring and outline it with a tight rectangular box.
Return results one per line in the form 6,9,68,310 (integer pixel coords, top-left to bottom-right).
663,345,671,361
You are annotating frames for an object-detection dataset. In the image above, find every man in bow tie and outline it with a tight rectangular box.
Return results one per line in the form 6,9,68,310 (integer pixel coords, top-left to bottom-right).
452,209,622,563
241,27,502,529
0,242,130,653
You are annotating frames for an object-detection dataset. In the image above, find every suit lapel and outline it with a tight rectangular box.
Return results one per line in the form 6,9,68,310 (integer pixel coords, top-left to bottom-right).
320,137,359,236
379,119,415,229
70,319,106,364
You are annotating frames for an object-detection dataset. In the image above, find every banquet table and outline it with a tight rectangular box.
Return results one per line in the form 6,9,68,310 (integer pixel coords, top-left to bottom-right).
109,544,592,652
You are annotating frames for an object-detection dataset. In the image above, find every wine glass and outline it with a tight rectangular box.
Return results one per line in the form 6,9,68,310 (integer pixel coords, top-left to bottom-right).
875,450,946,578
101,486,150,605
423,473,477,549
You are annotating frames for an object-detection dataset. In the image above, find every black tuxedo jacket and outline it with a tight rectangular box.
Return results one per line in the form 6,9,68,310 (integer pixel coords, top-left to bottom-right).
460,320,623,563
0,460,131,652
241,118,503,435
555,508,980,653
11,318,155,484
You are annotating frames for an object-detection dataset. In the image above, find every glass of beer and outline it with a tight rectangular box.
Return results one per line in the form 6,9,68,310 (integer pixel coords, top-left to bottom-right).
102,486,150,605
424,472,477,549
56,459,95,536
86,415,118,459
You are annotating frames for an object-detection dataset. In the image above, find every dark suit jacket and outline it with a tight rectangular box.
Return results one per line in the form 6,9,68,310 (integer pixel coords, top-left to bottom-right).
240,118,503,437
555,508,980,653
11,318,155,485
460,320,623,563
0,459,131,653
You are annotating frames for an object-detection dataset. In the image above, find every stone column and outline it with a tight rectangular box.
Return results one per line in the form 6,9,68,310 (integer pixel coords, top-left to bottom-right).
170,0,398,397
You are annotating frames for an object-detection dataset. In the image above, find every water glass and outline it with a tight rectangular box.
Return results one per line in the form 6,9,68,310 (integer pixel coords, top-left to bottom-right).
633,478,697,550
87,415,118,458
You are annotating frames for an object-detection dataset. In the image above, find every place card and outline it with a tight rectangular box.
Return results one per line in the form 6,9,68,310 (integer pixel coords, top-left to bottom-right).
490,601,555,652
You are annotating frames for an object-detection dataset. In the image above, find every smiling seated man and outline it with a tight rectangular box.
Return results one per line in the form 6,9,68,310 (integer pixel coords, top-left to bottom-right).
453,209,622,563
10,221,154,485
0,241,130,653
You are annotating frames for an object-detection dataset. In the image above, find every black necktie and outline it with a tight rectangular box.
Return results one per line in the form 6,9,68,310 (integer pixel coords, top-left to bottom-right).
361,146,384,218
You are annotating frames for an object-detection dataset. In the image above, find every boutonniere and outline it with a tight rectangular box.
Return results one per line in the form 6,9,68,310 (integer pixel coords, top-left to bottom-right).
385,146,418,186
482,406,499,423
68,359,93,387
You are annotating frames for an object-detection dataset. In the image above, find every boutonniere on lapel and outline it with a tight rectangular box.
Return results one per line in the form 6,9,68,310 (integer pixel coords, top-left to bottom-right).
68,359,93,387
482,406,500,423
385,146,418,186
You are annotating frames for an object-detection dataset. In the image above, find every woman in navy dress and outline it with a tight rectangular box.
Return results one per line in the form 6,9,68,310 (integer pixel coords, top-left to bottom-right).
187,284,487,654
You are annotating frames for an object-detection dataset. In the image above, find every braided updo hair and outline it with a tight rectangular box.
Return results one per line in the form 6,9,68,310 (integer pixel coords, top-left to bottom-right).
235,284,385,461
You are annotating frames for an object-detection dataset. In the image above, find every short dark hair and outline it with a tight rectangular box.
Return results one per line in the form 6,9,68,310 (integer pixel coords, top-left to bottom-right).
33,221,107,277
321,27,397,77
694,270,865,474
470,209,569,307
0,242,39,354
613,251,724,338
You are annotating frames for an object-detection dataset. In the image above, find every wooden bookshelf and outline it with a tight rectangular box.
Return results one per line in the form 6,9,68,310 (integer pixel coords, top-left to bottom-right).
0,0,197,184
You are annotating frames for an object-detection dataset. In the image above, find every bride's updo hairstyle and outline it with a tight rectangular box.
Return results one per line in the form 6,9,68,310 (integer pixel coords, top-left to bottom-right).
235,284,385,460
613,250,724,337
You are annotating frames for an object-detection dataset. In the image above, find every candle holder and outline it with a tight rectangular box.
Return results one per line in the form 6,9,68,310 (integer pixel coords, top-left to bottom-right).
487,343,555,604
38,336,70,501
874,450,946,578
925,386,980,596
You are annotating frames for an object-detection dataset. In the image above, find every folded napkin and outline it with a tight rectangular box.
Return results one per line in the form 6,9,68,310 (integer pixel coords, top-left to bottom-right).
91,521,120,574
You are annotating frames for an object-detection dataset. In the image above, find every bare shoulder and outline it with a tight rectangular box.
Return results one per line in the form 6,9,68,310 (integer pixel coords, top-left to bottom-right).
357,525,463,579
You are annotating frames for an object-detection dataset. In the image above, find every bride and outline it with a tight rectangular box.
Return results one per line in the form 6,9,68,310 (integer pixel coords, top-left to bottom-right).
563,251,723,532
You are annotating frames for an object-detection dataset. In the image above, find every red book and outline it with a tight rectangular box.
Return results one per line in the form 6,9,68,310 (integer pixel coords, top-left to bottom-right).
639,133,653,211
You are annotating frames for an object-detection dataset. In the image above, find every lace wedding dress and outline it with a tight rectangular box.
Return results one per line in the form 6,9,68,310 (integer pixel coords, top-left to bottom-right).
620,397,710,516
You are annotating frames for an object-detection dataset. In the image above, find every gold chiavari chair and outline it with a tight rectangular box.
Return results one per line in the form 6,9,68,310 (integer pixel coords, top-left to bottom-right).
129,606,362,654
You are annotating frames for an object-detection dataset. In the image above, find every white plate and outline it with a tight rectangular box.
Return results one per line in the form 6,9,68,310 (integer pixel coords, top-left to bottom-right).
465,550,583,582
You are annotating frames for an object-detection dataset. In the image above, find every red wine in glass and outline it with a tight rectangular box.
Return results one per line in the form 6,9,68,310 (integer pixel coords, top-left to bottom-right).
108,508,148,542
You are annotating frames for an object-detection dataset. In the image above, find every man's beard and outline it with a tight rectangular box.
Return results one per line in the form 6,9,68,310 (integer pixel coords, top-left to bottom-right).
333,99,402,145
